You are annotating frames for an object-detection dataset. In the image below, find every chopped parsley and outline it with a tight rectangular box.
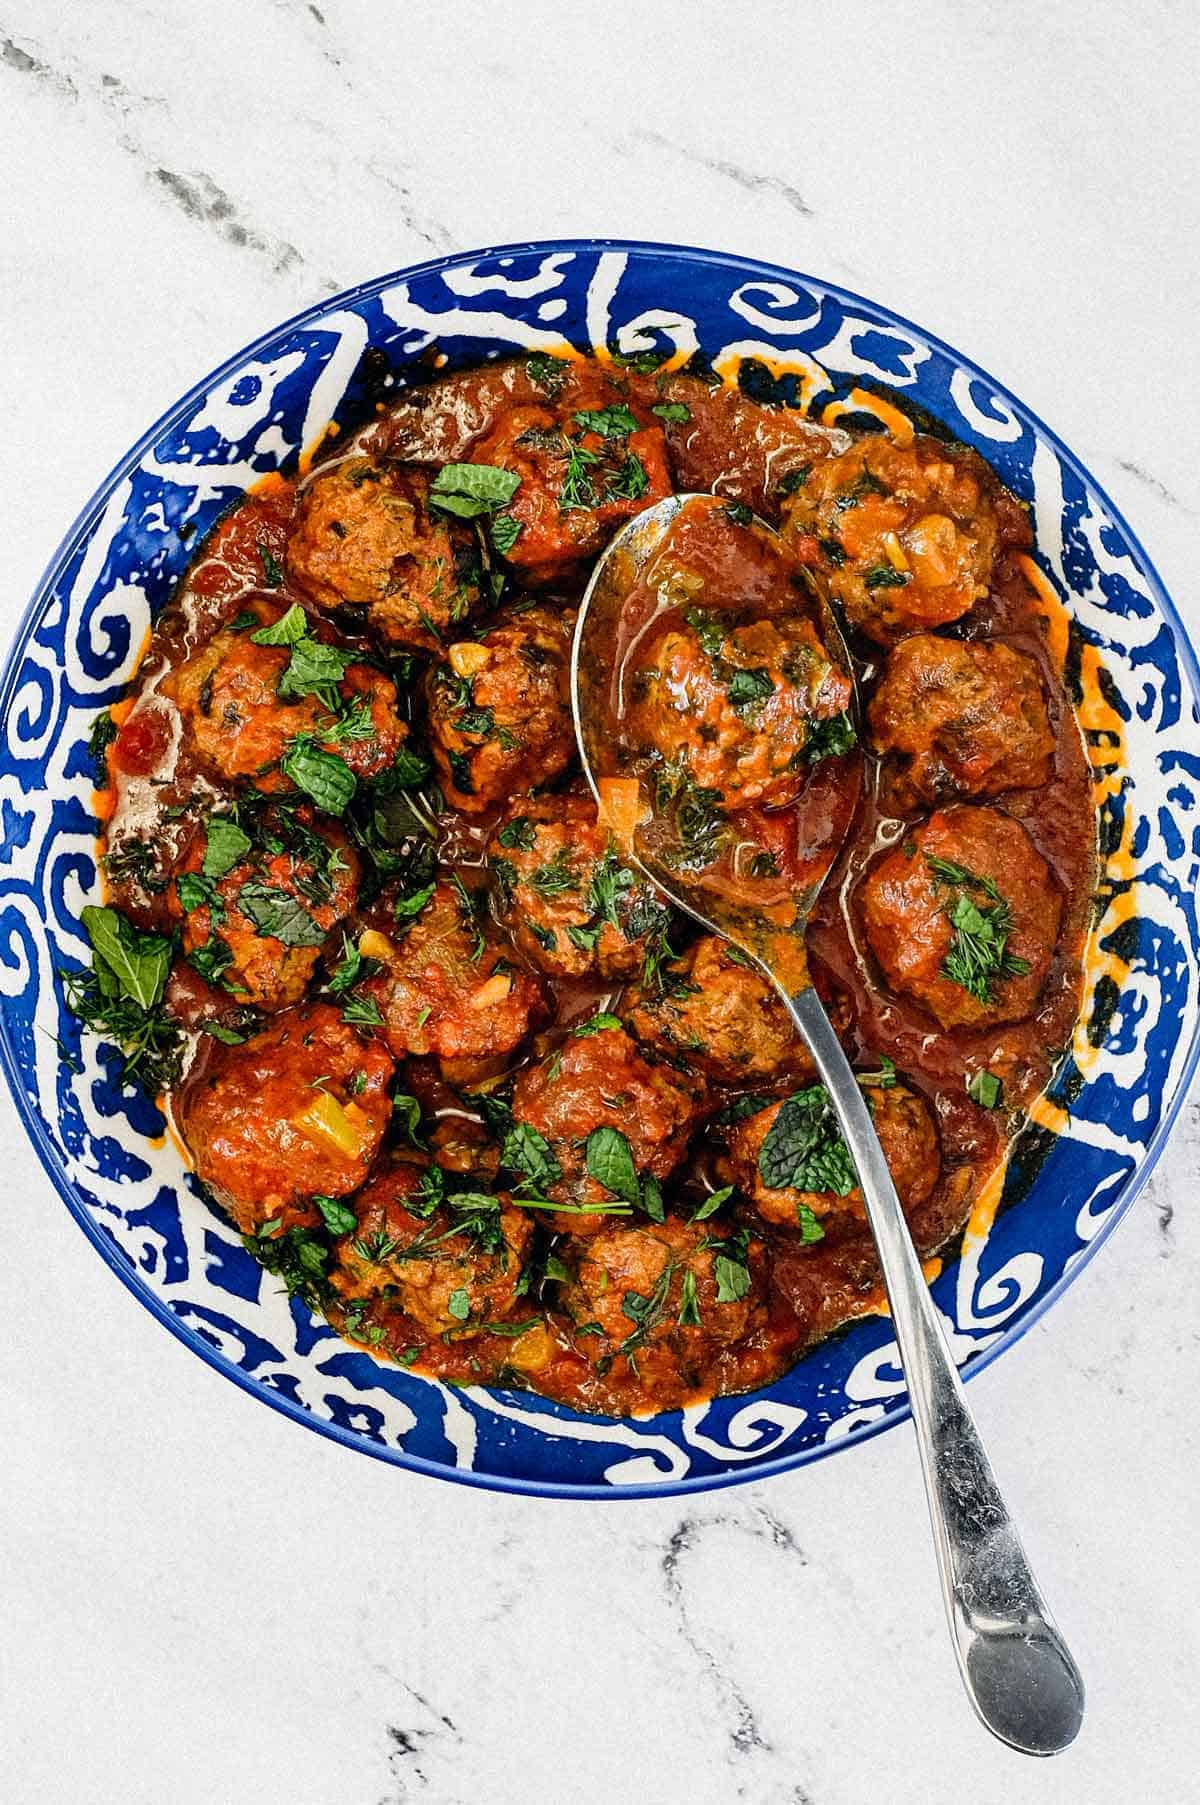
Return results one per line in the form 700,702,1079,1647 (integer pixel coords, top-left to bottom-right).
258,543,284,587
88,710,118,786
497,815,536,852
863,564,910,590
62,905,183,1092
804,711,858,763
926,857,1031,1003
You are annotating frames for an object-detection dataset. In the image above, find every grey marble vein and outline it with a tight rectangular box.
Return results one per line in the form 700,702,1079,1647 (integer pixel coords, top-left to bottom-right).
662,1508,813,1793
0,21,340,291
1113,457,1188,511
632,127,815,219
150,167,305,278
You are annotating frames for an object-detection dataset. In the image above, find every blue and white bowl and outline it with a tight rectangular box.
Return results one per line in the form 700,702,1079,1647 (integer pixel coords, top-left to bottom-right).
2,240,1197,1498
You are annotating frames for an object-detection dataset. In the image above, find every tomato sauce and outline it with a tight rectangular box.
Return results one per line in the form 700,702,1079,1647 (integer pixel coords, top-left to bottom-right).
81,351,1096,1419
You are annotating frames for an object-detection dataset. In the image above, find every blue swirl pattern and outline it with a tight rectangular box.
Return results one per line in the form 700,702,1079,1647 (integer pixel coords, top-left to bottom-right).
1,242,1197,1497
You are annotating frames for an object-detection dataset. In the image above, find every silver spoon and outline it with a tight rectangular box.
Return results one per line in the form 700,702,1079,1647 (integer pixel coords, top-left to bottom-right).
571,492,1084,1757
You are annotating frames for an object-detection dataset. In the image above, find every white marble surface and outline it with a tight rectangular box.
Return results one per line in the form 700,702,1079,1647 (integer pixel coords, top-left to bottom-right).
2,4,1199,1801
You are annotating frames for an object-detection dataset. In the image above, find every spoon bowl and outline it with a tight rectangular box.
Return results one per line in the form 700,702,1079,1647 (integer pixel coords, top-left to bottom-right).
571,493,1085,1758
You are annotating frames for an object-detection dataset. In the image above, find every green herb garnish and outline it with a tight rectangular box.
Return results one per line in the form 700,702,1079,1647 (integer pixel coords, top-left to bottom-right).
429,462,522,520
967,1070,1004,1109
251,603,307,645
758,1086,856,1197
574,403,640,439
314,1194,357,1236
236,880,324,948
926,857,1031,1003
203,816,252,880
281,739,356,814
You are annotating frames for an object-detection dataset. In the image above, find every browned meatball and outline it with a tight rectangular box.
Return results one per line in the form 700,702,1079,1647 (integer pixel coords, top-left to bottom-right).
649,373,849,517
560,1217,763,1403
425,607,575,813
486,788,670,980
510,1026,704,1227
624,934,799,1082
329,1159,532,1338
173,809,359,1011
166,596,407,790
782,435,1007,643
869,635,1054,805
626,607,852,811
859,806,1062,1029
729,1081,939,1230
287,460,483,649
466,393,673,582
360,879,544,1076
178,1001,394,1234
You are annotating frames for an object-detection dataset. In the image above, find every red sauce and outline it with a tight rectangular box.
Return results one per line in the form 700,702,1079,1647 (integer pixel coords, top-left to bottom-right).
86,353,1096,1418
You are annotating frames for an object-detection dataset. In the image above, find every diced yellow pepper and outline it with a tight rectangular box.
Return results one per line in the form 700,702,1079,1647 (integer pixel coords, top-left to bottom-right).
358,928,396,964
505,1323,555,1373
448,640,491,679
598,777,644,849
469,973,513,1011
293,1092,370,1160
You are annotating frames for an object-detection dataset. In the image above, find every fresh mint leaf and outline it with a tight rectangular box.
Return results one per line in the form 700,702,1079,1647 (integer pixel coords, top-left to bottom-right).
573,403,640,439
314,1194,357,1236
251,603,307,645
585,1125,640,1205
258,543,284,587
80,905,171,1011
490,513,522,555
429,463,521,519
758,1087,857,1196
282,740,356,814
502,1122,563,1189
967,1069,1004,1109
203,816,251,880
236,880,325,948
573,1013,622,1037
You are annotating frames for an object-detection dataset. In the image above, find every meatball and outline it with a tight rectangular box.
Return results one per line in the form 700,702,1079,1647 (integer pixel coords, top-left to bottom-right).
648,374,850,517
729,1081,939,1229
561,1217,761,1402
510,1025,703,1226
781,435,1005,643
178,1001,394,1234
627,608,852,810
425,606,575,812
360,879,544,1074
174,810,359,1011
486,787,671,980
859,806,1062,1029
329,1159,532,1339
623,934,799,1082
166,597,407,789
287,459,483,649
466,397,673,581
868,634,1054,806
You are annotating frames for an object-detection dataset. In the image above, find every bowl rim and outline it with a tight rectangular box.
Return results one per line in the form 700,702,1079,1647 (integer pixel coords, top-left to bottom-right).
3,235,1197,1500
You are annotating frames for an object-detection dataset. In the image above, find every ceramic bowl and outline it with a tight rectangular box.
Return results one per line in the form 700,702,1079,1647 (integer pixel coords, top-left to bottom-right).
2,240,1197,1497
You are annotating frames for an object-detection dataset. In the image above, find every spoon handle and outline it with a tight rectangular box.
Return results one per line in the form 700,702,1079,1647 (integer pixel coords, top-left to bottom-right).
785,985,1085,1756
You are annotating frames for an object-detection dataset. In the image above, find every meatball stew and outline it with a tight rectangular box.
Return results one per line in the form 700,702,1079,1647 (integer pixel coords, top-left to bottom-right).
72,349,1095,1418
